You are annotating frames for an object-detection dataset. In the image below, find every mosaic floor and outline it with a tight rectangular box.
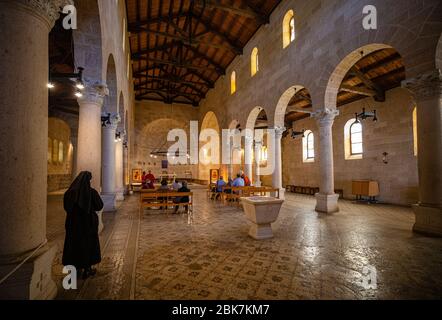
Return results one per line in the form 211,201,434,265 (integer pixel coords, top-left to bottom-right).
47,188,442,300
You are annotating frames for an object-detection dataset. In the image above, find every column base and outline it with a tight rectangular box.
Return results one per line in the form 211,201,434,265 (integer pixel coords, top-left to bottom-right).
101,193,117,212
0,244,57,300
315,193,339,213
413,204,442,237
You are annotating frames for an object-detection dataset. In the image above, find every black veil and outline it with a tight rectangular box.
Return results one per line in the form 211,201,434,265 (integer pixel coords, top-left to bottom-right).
64,171,93,214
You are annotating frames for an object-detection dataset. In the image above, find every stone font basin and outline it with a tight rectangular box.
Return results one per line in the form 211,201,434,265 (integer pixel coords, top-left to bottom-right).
240,196,284,240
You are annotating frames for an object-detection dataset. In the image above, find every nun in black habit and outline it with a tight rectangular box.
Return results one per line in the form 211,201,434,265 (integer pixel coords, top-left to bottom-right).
62,171,103,279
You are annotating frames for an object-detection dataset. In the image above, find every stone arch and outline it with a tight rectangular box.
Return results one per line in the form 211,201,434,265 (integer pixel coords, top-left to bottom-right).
200,111,221,180
324,44,393,110
246,106,265,131
118,91,125,131
274,85,307,128
73,0,103,80
104,54,118,114
228,119,240,130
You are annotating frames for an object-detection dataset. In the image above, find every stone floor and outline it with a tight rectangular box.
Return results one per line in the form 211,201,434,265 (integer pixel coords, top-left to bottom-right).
47,188,442,300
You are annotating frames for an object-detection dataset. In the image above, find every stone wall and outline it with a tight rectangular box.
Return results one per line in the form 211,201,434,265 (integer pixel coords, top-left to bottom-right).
133,100,199,181
282,87,419,205
47,117,73,192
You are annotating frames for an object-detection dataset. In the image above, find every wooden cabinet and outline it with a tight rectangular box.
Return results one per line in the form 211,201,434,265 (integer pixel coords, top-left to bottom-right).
352,180,379,201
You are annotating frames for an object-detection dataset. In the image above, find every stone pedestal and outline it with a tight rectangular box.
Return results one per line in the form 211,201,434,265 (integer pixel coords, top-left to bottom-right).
272,127,286,199
403,70,442,236
102,114,120,212
0,0,72,300
241,196,284,239
0,245,57,300
314,109,340,213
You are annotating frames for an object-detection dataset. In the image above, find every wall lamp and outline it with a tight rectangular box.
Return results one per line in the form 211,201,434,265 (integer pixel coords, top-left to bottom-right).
101,113,111,127
354,107,377,124
291,129,305,139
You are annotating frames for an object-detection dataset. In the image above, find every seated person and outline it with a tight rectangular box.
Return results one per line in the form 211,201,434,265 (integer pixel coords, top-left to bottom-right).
232,174,245,187
158,179,170,209
172,179,182,191
174,181,191,214
241,172,251,187
212,176,226,200
144,170,156,189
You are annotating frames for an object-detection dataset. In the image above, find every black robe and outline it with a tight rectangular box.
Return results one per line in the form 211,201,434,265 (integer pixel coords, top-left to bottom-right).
62,172,104,269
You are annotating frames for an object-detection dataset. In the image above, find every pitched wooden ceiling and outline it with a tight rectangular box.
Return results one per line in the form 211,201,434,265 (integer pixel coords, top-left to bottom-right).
126,0,281,106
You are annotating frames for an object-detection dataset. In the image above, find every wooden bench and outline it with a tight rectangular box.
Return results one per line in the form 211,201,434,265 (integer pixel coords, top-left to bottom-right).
223,186,281,205
140,190,193,214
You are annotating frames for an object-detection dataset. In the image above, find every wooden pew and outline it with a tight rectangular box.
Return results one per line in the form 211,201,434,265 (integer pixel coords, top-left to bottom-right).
140,190,193,214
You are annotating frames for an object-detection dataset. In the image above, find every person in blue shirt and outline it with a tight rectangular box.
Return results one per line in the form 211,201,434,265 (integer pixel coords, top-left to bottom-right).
212,176,227,200
232,174,245,187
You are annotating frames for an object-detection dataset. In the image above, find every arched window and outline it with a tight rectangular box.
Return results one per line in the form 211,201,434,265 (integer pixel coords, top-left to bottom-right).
48,139,53,163
251,47,259,77
230,71,236,94
58,141,64,163
52,139,59,163
344,119,363,160
350,122,363,155
282,10,295,48
412,107,418,156
302,130,315,162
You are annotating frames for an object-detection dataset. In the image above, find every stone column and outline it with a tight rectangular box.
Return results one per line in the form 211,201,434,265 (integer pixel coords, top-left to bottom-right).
403,69,442,236
314,108,340,213
76,81,108,233
101,114,120,212
115,131,125,201
76,81,108,190
254,139,263,187
0,0,72,300
272,126,286,199
244,130,254,184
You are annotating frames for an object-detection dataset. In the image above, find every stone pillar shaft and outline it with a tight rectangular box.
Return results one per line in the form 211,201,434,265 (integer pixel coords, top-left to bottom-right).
0,0,72,300
101,114,120,211
314,109,339,213
254,140,262,187
403,69,442,236
76,82,107,191
272,127,285,198
115,132,125,201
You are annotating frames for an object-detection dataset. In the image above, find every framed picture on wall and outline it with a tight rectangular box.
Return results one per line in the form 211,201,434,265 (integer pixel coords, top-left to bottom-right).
210,169,219,184
132,169,142,183
162,160,168,169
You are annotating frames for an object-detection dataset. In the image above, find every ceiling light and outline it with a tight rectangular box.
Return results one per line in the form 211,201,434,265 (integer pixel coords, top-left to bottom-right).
76,82,85,90
47,83,55,89
75,91,83,98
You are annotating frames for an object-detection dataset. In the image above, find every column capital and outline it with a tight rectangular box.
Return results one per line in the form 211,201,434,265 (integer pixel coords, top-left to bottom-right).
6,0,74,29
103,113,121,130
273,126,286,139
78,79,109,107
402,69,442,101
314,108,339,127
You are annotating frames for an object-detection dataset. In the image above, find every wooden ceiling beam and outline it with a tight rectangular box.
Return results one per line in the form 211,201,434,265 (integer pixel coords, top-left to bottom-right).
349,66,385,102
129,27,238,53
340,84,376,97
135,75,209,90
194,0,268,24
137,81,205,97
190,13,242,55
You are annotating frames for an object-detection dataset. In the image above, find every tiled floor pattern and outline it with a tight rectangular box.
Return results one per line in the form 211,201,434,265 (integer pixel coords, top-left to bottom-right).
47,189,442,300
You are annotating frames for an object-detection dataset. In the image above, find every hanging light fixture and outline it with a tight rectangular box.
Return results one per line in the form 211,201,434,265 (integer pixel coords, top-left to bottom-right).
75,91,83,98
291,129,305,139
